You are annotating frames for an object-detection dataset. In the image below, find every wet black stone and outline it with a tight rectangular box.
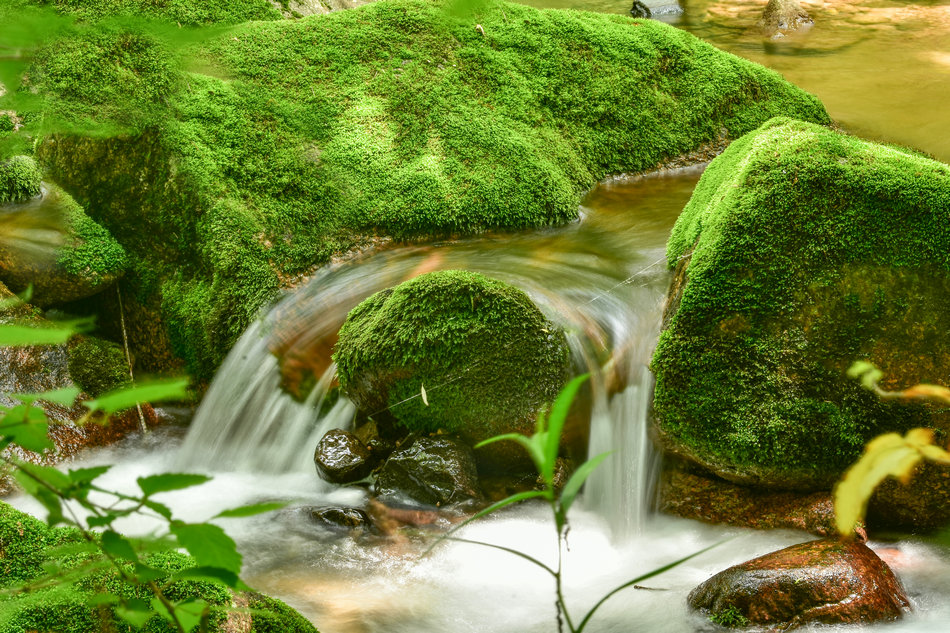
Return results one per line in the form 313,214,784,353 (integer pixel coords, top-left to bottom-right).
375,436,483,508
314,429,374,484
306,506,372,532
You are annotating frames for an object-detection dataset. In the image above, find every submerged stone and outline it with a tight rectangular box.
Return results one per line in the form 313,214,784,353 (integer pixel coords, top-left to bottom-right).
652,118,950,519
307,506,373,532
375,436,483,508
689,539,910,629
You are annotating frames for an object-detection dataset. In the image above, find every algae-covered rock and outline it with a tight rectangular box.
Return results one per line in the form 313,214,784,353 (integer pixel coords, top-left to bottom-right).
334,270,569,441
66,335,130,397
0,185,126,306
0,502,320,633
0,156,41,204
36,0,829,379
652,117,950,494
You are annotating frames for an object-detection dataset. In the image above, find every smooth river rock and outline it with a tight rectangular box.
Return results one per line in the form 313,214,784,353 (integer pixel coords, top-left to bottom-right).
375,436,483,508
689,539,910,629
314,429,375,484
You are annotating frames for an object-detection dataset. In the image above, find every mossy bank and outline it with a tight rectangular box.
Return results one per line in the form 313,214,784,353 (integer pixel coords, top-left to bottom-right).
0,502,319,633
31,0,828,379
652,117,950,491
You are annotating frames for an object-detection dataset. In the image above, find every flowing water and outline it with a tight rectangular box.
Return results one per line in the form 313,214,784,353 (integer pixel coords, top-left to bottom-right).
9,2,950,631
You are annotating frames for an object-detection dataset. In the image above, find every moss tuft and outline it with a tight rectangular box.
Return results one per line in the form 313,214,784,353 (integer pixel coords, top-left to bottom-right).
334,270,570,439
652,117,950,488
66,335,130,397
0,156,41,204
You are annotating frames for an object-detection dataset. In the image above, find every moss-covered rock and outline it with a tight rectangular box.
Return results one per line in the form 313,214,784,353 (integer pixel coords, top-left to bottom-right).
334,270,569,441
66,335,130,397
29,0,282,26
0,185,126,306
0,502,320,633
652,117,950,494
0,156,41,204
35,0,828,379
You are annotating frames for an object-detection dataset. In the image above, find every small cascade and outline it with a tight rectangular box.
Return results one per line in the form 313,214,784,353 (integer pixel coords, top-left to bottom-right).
175,168,700,535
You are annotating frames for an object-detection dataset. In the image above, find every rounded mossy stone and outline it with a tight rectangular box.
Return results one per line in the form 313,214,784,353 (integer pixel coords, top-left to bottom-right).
0,113,14,133
0,156,41,204
0,185,126,306
651,117,950,490
67,336,130,397
334,270,570,440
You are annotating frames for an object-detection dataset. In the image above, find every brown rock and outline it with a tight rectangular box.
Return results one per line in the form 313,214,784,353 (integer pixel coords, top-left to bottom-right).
659,464,852,537
688,539,910,629
313,429,374,484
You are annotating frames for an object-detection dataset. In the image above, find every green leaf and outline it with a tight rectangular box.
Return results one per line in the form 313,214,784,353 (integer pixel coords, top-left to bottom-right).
847,361,882,391
143,499,173,519
172,565,239,587
137,473,211,496
214,501,288,519
0,318,93,346
1,405,53,452
560,451,610,515
102,530,139,562
155,598,209,633
15,461,72,491
87,593,121,607
171,523,242,574
116,599,154,628
542,374,589,485
69,465,111,485
133,563,170,583
87,378,189,414
14,387,81,406
477,433,545,473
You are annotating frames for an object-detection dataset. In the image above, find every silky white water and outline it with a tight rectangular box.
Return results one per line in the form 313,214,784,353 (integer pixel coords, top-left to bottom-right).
10,168,950,632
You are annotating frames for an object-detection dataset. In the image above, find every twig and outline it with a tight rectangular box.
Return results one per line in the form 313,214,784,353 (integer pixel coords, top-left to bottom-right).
116,286,148,434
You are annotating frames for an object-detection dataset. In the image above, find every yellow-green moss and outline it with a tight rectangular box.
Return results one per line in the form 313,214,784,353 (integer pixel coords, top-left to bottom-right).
652,117,950,488
0,157,41,204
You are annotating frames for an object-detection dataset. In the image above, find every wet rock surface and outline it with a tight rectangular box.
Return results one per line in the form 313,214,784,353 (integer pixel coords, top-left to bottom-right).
314,429,375,484
689,539,910,629
659,465,847,537
306,506,373,532
375,436,483,508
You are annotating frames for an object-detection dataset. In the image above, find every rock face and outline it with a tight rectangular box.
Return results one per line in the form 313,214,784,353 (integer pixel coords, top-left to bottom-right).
314,429,375,484
689,539,910,629
334,270,570,444
652,118,950,509
629,0,683,19
375,436,483,507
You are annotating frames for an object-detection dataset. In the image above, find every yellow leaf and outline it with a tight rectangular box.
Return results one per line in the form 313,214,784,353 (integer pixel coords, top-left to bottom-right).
900,384,950,404
420,383,429,406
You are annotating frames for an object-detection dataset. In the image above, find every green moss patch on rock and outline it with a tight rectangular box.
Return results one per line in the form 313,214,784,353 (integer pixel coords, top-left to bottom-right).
334,270,569,441
0,502,319,633
0,185,126,306
652,117,950,491
36,0,828,379
0,156,41,204
66,335,130,397
31,0,282,26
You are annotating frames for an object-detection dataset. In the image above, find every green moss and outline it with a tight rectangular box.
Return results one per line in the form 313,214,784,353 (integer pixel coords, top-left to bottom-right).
0,115,13,134
58,196,128,282
652,117,950,488
0,156,41,204
37,0,829,379
334,270,569,438
0,502,319,633
709,605,750,628
67,335,130,396
34,0,282,26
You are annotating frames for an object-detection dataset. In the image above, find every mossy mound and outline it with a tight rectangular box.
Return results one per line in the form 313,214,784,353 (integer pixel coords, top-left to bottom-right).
66,335,130,396
652,117,950,491
0,157,41,204
334,270,569,440
0,185,126,306
29,0,282,25
35,0,829,379
0,502,319,633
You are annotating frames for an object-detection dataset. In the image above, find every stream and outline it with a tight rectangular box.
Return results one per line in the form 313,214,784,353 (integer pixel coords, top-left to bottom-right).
10,1,950,631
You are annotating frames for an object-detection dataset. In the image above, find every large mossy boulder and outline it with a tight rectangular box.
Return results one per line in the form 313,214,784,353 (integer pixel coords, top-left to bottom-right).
0,156,41,204
652,118,950,499
334,270,569,443
34,0,828,379
0,502,320,633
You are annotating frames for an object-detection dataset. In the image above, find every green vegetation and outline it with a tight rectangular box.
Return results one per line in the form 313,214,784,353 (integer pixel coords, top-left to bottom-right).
58,195,128,285
0,156,41,204
33,0,282,25
652,117,950,489
334,269,569,438
67,335,130,396
26,0,828,378
709,605,750,628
